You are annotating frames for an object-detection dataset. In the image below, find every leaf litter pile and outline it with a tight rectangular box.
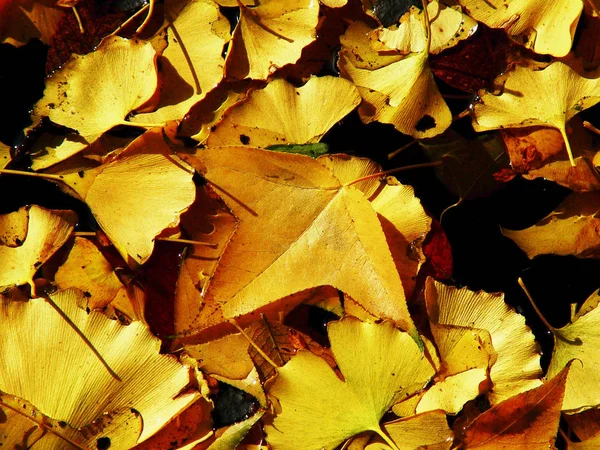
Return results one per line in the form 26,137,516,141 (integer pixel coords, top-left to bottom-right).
3,0,600,448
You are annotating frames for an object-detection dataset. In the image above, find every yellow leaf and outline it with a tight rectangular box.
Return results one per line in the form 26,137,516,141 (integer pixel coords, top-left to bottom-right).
131,0,231,125
0,0,64,47
58,128,196,265
547,289,600,412
0,205,76,292
472,60,600,166
0,289,200,443
207,76,361,147
457,0,582,56
339,21,451,139
0,142,10,169
30,35,160,166
265,317,435,450
378,410,453,450
224,0,319,80
179,147,423,339
425,278,543,404
460,365,569,449
502,192,600,259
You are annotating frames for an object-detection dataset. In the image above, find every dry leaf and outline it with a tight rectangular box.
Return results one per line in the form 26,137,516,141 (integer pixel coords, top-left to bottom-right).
207,76,361,147
224,0,319,80
30,35,160,167
55,128,196,265
425,278,543,404
502,192,600,259
179,147,423,340
0,289,200,444
457,0,582,56
0,0,64,47
376,410,453,450
131,0,231,125
264,317,435,450
0,205,76,292
459,365,570,449
472,59,600,166
339,20,452,139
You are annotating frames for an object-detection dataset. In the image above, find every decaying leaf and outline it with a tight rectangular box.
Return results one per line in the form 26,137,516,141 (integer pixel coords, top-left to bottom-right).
546,289,600,412
457,0,582,57
265,317,435,450
502,192,600,259
30,35,160,167
425,278,543,404
472,59,600,166
0,289,200,444
207,76,361,147
179,147,425,340
459,365,570,449
339,20,452,138
131,0,231,125
0,205,76,292
224,0,319,80
54,127,196,265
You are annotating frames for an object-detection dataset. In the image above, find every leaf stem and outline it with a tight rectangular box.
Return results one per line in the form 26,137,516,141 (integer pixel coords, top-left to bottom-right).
117,120,165,129
422,0,431,55
110,3,149,36
229,318,280,370
373,426,401,450
166,18,202,95
345,161,443,187
452,109,471,122
0,168,64,182
387,139,417,160
583,120,600,136
558,124,576,167
156,237,217,248
518,277,557,333
236,0,294,43
136,0,155,34
71,6,85,34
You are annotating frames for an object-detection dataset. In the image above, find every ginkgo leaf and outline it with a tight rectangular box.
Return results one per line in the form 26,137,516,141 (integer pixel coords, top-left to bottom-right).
546,289,600,412
30,35,160,166
179,147,422,340
0,205,76,292
207,76,361,147
224,0,319,80
55,237,124,310
0,289,199,444
457,0,582,57
207,410,265,450
371,1,477,55
459,365,570,449
472,59,600,166
131,0,231,125
264,317,435,450
502,192,600,259
425,278,543,404
0,0,64,47
56,127,195,265
339,21,452,139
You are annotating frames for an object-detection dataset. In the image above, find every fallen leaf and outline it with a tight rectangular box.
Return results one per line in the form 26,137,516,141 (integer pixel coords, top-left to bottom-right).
546,288,600,412
207,76,361,147
377,410,453,450
459,365,570,449
265,317,435,450
425,278,543,404
472,59,600,166
502,192,600,259
208,410,265,450
224,0,319,80
564,407,600,441
0,288,200,444
179,147,423,339
131,0,231,125
0,0,64,47
0,205,76,292
457,0,583,57
339,20,452,138
54,127,196,265
30,35,160,167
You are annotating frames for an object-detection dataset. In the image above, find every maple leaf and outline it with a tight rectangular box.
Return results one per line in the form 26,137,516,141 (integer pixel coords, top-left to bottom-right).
224,0,319,80
0,289,200,445
472,59,600,166
0,205,76,292
265,317,436,450
339,20,452,138
458,365,570,449
457,0,582,57
30,35,161,168
207,76,361,147
425,278,543,404
178,147,425,340
545,288,600,412
130,0,231,125
502,192,600,259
